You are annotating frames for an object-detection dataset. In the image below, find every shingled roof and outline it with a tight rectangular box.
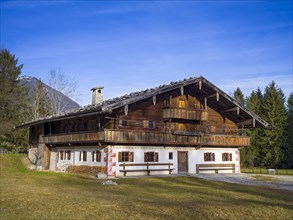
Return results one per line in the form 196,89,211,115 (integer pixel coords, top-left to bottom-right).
16,76,269,128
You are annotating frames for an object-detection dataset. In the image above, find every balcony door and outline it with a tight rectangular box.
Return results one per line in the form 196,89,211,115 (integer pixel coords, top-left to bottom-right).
178,151,188,173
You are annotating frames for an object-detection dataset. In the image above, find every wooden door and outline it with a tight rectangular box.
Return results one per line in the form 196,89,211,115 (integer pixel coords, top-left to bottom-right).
178,151,188,173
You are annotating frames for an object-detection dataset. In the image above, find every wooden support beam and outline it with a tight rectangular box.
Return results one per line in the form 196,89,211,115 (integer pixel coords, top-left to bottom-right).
180,86,184,96
124,105,128,116
253,118,255,128
153,95,156,105
204,97,207,110
206,92,219,99
199,80,202,90
224,107,238,112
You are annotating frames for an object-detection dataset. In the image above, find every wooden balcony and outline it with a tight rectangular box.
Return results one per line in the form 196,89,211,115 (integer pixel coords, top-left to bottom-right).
163,108,208,121
40,129,249,147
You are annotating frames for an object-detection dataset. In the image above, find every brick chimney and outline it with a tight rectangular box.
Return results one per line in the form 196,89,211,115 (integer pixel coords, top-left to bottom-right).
91,86,104,106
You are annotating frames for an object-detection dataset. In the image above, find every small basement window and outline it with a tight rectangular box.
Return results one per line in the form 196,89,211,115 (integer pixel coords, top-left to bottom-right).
204,152,215,162
169,152,173,160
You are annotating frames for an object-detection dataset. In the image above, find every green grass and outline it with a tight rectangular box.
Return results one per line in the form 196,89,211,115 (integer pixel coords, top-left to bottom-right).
1,155,293,220
241,168,293,175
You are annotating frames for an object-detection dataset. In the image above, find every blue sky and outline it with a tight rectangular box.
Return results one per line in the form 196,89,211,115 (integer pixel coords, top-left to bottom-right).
1,0,292,106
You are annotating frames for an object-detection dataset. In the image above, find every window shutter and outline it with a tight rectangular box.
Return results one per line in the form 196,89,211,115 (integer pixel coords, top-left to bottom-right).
230,153,232,161
204,153,207,161
144,152,147,162
79,151,81,161
97,151,101,162
92,151,95,162
67,151,71,160
212,153,215,161
118,152,122,162
129,152,134,162
155,152,159,162
222,153,224,161
83,151,87,161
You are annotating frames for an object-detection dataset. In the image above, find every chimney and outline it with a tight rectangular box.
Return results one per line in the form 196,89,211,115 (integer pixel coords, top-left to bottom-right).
91,86,104,106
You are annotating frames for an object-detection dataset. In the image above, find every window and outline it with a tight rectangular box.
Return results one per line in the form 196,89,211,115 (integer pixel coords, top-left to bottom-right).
144,152,159,162
59,151,64,160
204,152,215,161
92,151,101,162
222,153,232,161
169,152,173,160
79,151,87,162
66,150,71,160
179,99,186,108
118,151,134,162
121,120,128,127
143,120,155,129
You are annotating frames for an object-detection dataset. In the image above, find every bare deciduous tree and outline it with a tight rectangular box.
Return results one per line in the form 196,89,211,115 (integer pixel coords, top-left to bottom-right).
30,79,51,120
47,69,79,115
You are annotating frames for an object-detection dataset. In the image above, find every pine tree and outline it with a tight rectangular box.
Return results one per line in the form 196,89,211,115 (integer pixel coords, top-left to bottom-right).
0,49,29,152
283,93,293,168
233,87,245,106
241,88,264,167
261,81,287,167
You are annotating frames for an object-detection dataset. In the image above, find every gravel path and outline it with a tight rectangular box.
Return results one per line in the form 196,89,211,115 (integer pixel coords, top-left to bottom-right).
194,173,293,191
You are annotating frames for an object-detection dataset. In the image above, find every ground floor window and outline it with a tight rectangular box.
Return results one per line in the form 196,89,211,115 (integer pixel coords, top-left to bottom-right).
59,151,64,160
66,150,71,160
222,153,232,161
204,152,215,161
92,151,101,162
59,150,71,160
169,152,173,160
118,151,134,162
79,151,87,162
144,152,159,162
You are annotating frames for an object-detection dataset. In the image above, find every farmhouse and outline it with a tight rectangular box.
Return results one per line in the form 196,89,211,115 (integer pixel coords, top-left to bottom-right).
17,76,268,176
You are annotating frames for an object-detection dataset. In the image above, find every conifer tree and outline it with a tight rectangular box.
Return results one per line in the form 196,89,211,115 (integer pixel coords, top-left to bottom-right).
241,88,264,167
283,93,293,168
0,49,29,152
233,87,245,106
261,81,287,167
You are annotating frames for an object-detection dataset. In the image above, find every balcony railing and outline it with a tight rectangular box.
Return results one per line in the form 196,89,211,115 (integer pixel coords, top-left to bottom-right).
163,108,208,121
40,129,250,147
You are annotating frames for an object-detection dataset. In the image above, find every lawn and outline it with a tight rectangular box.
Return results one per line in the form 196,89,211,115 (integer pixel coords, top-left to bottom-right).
1,155,292,220
242,168,293,175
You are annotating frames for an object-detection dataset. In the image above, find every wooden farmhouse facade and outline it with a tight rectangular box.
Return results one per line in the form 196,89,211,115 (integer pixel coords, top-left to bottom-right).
17,76,268,176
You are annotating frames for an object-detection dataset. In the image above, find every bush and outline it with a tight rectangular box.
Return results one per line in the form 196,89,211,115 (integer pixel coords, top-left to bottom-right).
67,165,106,176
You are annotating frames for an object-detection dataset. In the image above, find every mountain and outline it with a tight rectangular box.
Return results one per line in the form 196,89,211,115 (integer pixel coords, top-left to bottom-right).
20,76,80,113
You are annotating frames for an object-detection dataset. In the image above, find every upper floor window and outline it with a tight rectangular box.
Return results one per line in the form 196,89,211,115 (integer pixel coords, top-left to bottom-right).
222,153,232,161
204,152,215,162
143,120,155,129
118,151,134,162
179,99,186,108
144,152,159,162
121,120,128,127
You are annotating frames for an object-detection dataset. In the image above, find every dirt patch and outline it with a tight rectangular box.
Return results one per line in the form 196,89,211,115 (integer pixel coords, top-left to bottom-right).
194,173,293,191
67,165,106,176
